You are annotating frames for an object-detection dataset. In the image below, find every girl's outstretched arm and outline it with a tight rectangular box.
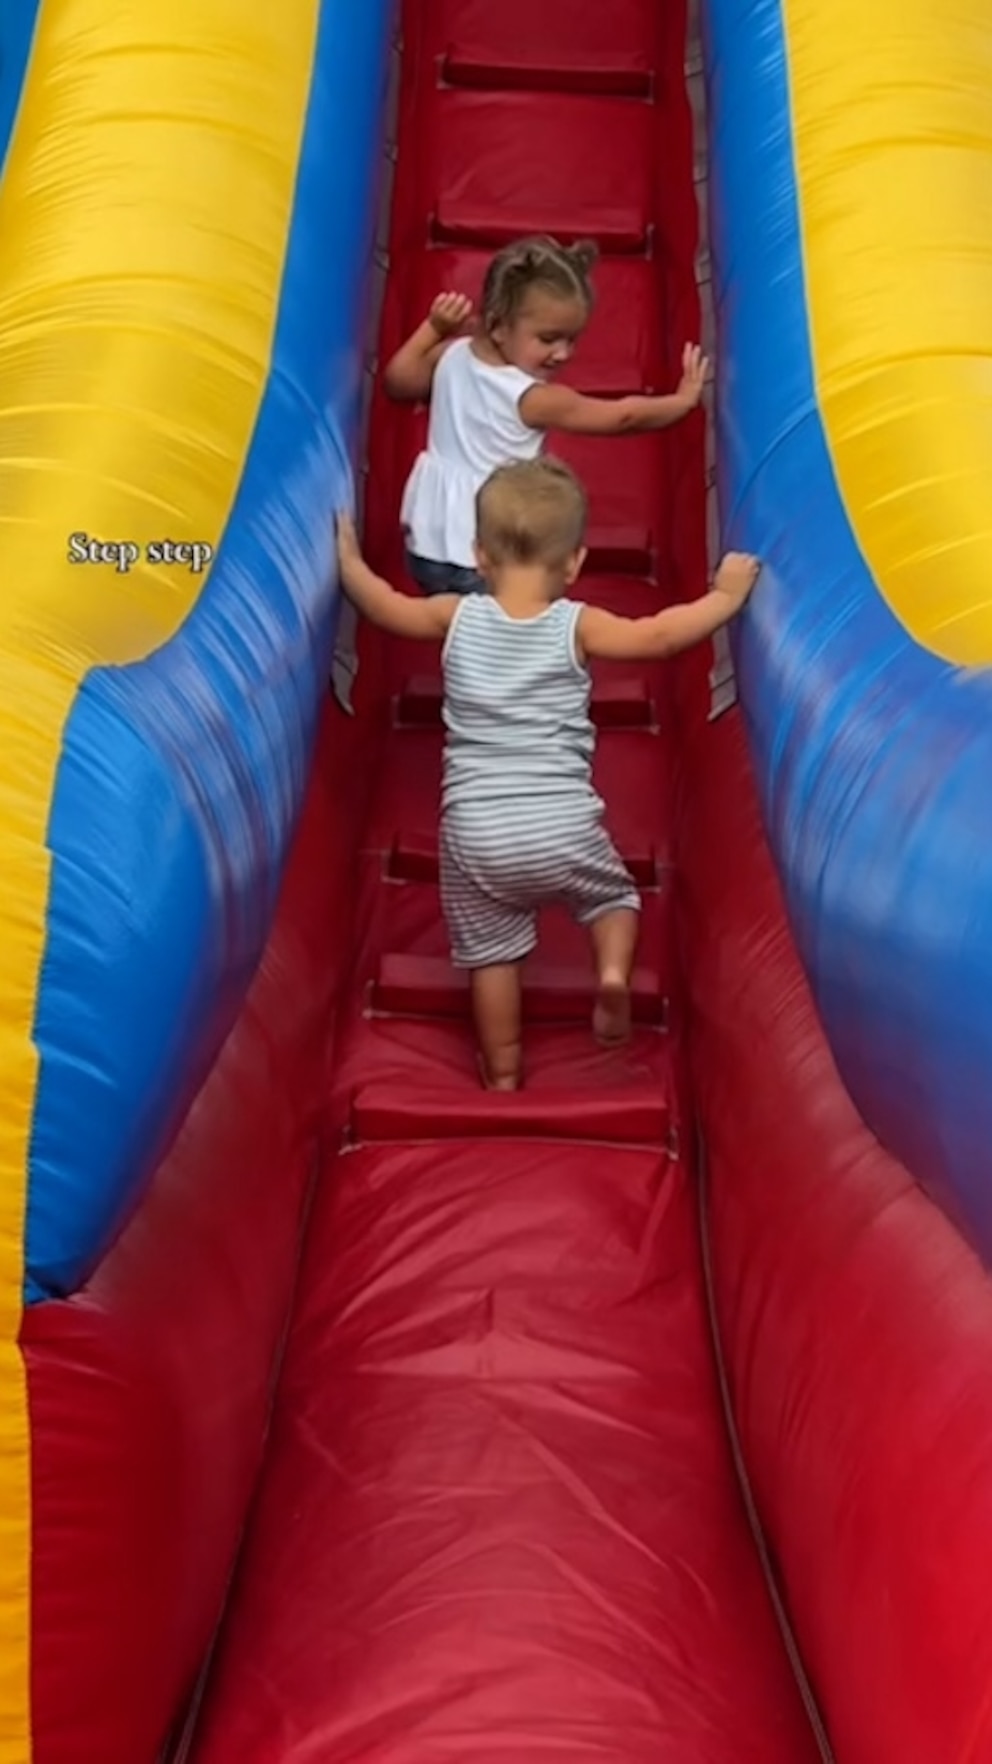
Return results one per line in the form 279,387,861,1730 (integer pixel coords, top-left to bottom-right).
382,293,473,402
520,343,708,436
336,515,457,641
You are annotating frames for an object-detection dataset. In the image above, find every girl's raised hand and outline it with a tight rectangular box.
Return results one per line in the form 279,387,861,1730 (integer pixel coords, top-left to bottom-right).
336,510,362,565
676,342,709,407
428,291,474,338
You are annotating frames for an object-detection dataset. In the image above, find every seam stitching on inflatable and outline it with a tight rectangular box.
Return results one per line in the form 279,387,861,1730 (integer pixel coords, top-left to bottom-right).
697,1135,836,1762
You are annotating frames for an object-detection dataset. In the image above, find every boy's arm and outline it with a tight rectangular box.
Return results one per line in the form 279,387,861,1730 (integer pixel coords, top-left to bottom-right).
578,554,760,662
336,515,458,642
520,343,708,436
382,292,473,402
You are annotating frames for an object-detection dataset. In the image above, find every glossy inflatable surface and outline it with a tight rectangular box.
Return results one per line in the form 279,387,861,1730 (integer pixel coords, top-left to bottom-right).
705,0,992,1246
184,4,821,1757
1,0,388,1311
5,0,992,1757
0,0,393,1754
679,703,992,1762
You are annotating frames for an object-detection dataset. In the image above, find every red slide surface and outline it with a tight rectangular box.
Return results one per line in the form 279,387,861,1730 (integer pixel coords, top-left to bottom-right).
22,6,992,1760
185,3,819,1757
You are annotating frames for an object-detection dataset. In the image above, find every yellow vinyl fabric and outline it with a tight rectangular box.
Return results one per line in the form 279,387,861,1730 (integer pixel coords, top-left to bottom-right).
782,0,992,664
0,0,319,1752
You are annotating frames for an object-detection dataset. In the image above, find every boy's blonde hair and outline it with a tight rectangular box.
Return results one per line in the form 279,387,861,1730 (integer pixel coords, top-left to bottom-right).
475,458,588,568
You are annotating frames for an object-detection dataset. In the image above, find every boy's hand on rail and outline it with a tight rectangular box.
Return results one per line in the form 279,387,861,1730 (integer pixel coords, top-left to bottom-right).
711,551,760,612
675,342,709,409
336,510,362,567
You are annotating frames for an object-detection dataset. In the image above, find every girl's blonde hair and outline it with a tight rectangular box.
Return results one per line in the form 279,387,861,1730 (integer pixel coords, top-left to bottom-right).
480,235,599,334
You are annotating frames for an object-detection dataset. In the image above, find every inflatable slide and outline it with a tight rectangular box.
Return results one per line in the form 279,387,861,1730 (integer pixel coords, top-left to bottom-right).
2,0,992,1758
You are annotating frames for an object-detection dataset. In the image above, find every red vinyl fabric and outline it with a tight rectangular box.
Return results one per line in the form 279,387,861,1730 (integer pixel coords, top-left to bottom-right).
426,0,662,93
678,706,992,1763
186,2,819,1758
190,1141,817,1761
24,4,992,1760
20,708,372,1763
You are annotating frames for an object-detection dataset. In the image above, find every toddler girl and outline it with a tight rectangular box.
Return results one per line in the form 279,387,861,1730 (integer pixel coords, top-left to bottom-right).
383,235,708,596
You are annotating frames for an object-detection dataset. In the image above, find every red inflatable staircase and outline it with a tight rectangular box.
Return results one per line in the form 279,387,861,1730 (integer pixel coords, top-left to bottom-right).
185,3,824,1756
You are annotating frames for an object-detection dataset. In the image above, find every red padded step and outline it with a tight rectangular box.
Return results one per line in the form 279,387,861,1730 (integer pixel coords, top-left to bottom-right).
442,51,651,98
431,0,660,97
350,1079,670,1144
370,952,666,1026
386,831,451,883
586,526,655,574
385,832,443,883
386,828,659,889
392,413,660,577
396,673,655,729
362,863,672,997
425,93,653,252
550,431,668,569
333,1013,674,1117
411,250,666,396
366,703,673,870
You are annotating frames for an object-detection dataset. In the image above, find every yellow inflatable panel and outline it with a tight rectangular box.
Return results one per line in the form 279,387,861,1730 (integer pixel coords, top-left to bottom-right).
0,0,318,1751
784,0,992,663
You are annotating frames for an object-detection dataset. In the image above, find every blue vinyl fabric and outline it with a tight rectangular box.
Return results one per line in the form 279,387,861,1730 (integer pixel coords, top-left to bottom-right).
702,0,992,1250
24,0,396,1299
0,0,40,180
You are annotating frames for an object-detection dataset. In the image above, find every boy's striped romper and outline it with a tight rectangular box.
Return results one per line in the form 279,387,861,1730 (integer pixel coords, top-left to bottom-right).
439,593,641,970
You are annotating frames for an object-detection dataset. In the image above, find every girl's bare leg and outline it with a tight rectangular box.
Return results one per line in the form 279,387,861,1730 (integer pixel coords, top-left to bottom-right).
589,907,639,1046
470,963,523,1090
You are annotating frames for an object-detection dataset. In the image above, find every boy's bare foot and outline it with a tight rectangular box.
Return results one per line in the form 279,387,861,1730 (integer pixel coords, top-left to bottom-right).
593,971,632,1047
471,964,523,1090
477,1052,521,1092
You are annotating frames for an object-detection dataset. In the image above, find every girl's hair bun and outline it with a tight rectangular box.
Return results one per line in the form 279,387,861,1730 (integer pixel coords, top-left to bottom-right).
566,238,600,276
481,234,599,331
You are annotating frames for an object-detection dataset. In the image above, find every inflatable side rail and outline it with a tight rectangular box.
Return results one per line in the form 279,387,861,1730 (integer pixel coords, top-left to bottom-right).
0,0,395,1306
704,0,992,1251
